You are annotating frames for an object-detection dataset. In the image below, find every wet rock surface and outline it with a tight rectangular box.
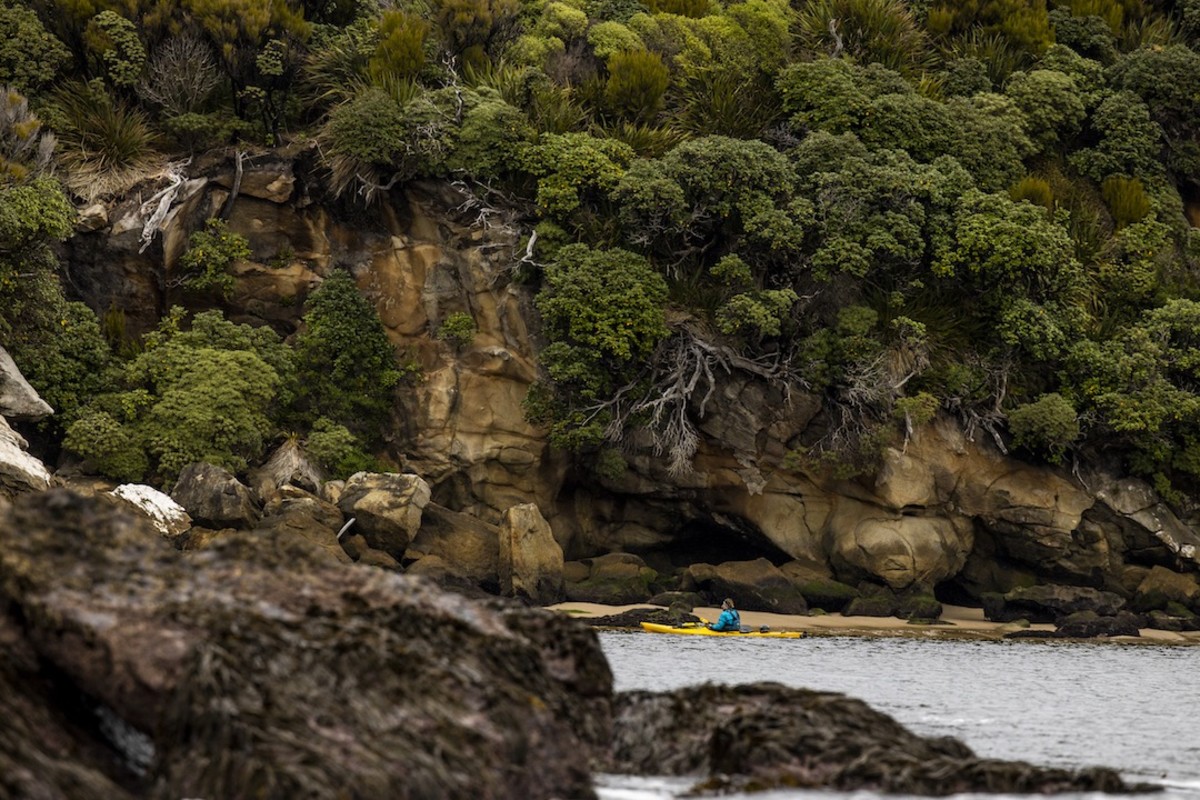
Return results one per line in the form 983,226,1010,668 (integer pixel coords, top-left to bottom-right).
606,683,1152,796
0,490,609,800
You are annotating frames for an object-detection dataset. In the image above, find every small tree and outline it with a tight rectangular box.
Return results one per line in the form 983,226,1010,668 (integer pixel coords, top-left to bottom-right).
292,270,407,444
604,49,669,122
178,218,251,297
1008,392,1079,463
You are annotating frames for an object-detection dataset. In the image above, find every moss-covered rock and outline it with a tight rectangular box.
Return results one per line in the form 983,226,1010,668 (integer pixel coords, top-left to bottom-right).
0,490,611,800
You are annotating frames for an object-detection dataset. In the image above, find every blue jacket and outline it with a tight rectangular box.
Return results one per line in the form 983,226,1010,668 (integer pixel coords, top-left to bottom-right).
710,608,741,632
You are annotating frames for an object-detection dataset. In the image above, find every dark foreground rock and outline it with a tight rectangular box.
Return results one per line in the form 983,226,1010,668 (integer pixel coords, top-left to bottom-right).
605,683,1153,796
0,490,610,800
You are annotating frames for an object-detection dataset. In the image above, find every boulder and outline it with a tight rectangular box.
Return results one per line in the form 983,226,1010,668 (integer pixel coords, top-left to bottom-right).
171,462,260,529
0,416,52,498
1055,611,1143,638
336,471,431,557
0,346,53,420
844,583,900,617
828,504,973,591
0,490,610,800
339,532,401,569
606,683,1138,795
251,486,350,563
406,503,500,590
983,584,1126,624
780,560,860,612
106,483,192,538
499,503,565,604
565,553,658,605
1132,566,1200,612
681,558,808,615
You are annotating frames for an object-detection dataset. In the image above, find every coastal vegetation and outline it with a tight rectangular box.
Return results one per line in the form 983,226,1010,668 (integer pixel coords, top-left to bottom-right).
1,0,1199,505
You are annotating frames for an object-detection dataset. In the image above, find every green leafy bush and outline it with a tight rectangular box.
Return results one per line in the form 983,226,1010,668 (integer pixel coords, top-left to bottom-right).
519,132,634,219
63,309,291,484
1008,392,1079,463
436,311,477,348
0,4,69,94
305,417,380,479
716,289,798,338
179,218,251,297
292,270,408,443
604,49,669,122
527,243,669,447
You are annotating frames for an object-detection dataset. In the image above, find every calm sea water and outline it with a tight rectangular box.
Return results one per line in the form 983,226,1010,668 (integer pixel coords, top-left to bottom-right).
595,631,1200,800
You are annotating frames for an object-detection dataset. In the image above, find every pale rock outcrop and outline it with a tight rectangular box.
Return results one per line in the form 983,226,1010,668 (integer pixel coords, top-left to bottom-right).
171,462,260,528
828,498,974,590
0,417,52,497
1094,475,1200,566
248,437,324,500
107,483,192,538
499,503,565,604
337,471,431,557
0,346,53,420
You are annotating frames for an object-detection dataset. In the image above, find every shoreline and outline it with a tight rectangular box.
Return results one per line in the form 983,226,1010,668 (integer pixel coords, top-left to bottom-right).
547,602,1200,645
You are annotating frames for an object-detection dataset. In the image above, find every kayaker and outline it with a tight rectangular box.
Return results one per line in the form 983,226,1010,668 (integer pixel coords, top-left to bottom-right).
709,598,741,632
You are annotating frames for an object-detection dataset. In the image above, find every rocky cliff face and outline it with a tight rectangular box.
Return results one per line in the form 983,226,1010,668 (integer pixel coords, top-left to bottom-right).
62,147,1200,610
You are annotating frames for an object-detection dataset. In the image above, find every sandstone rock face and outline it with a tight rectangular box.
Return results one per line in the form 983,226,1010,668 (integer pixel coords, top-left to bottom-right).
0,416,52,498
107,483,192,538
0,346,53,420
171,462,260,528
337,471,431,557
0,490,610,800
499,503,565,604
828,500,974,590
1133,566,1200,612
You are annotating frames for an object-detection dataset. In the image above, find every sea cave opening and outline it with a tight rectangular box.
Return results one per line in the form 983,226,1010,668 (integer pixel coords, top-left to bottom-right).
634,516,793,575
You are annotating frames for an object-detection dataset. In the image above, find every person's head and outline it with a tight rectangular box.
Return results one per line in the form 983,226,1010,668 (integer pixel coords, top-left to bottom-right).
722,598,734,610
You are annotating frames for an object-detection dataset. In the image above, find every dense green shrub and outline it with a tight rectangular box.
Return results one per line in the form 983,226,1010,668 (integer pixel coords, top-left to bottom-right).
63,309,290,484
604,49,669,122
1008,392,1079,462
1069,92,1164,183
0,3,69,94
519,132,634,219
292,270,407,443
179,218,252,297
436,311,477,348
305,418,381,479
526,243,669,448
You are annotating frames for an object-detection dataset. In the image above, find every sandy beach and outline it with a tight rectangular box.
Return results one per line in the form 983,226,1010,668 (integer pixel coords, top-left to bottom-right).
548,602,1200,644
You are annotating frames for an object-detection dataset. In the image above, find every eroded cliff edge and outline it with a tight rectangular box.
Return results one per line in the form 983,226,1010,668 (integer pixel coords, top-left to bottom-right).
45,146,1200,626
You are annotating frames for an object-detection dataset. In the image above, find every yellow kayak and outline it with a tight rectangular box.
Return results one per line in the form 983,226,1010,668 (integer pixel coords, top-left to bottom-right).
640,622,805,639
